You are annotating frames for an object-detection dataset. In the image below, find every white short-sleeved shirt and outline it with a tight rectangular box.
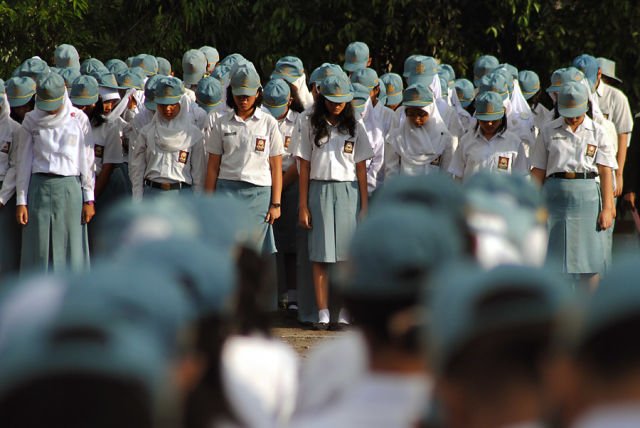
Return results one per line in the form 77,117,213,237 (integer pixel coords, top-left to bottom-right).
124,107,154,164
385,123,454,177
92,117,128,174
276,109,301,172
374,102,397,138
16,107,95,205
293,118,374,182
0,118,21,205
207,108,284,186
596,81,633,135
449,127,528,180
532,103,553,138
530,116,618,176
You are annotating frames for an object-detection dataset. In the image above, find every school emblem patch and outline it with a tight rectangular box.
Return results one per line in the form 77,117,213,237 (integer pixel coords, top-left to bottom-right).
415,63,426,74
344,141,354,154
586,144,597,158
284,136,291,149
430,155,441,167
497,155,510,170
178,150,189,164
0,141,10,154
94,145,104,159
255,138,266,152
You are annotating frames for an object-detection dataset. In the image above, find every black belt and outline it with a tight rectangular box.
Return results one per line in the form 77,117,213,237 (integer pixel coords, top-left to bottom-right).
144,179,191,190
35,172,67,178
549,172,598,180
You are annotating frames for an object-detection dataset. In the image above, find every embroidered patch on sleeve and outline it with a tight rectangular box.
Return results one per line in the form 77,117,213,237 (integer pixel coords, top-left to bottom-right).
0,141,11,154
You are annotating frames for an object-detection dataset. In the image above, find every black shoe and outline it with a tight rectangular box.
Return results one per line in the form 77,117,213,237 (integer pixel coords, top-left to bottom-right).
313,322,329,331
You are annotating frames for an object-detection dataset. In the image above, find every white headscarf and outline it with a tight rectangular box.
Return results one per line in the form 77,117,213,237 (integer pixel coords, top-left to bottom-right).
0,94,13,141
361,97,384,154
509,79,534,129
293,74,314,110
102,88,136,123
149,94,196,152
429,74,443,100
390,102,449,164
22,92,72,133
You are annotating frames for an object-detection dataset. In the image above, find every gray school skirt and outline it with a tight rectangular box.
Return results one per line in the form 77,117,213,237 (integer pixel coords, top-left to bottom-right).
308,180,359,263
544,178,605,274
0,188,20,276
21,174,90,273
274,181,298,254
98,163,132,207
217,179,276,255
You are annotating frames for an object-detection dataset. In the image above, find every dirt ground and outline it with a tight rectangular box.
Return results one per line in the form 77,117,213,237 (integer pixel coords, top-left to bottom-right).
271,312,340,358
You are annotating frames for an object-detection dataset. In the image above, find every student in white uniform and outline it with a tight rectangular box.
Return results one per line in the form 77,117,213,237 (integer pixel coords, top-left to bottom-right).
293,74,373,329
204,63,284,255
199,45,220,75
385,84,454,177
380,72,403,112
530,82,616,289
15,73,95,273
270,56,314,110
0,81,23,276
5,77,36,124
262,78,303,312
452,78,477,135
123,74,162,165
449,91,528,180
130,76,205,199
519,70,552,137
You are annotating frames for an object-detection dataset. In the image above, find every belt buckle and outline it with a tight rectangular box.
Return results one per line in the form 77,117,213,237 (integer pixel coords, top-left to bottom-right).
565,172,576,179
160,182,171,191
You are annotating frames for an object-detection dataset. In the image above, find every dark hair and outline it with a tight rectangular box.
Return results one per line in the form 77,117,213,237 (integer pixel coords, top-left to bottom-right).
474,114,508,135
286,81,305,114
464,103,475,116
9,96,35,124
310,94,357,147
527,90,541,110
90,97,106,127
225,86,263,112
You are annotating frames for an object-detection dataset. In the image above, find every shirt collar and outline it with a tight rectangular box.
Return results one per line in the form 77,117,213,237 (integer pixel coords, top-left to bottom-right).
474,126,506,142
596,81,606,97
556,115,595,133
233,107,264,123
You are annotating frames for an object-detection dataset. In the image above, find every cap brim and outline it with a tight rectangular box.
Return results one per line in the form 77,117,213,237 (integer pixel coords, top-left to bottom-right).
264,104,287,119
154,96,182,105
603,73,623,84
183,73,203,86
324,94,353,103
144,101,157,111
35,97,64,111
546,85,561,94
7,95,35,108
476,112,505,121
386,93,403,106
460,100,472,108
558,105,588,118
231,87,259,97
521,90,537,100
343,61,367,72
270,72,299,84
407,74,436,86
70,95,98,106
403,100,433,107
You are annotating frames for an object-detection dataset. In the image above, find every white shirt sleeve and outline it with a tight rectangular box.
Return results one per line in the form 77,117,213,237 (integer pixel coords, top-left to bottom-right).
529,130,548,171
15,127,33,206
268,119,285,158
353,122,374,164
292,117,312,162
440,133,455,174
448,137,466,178
384,142,400,177
130,131,148,200
206,114,224,155
77,116,95,202
190,134,206,192
0,126,19,205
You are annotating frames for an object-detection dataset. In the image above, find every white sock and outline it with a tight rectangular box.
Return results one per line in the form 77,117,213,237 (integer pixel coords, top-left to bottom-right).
338,308,350,324
318,309,330,323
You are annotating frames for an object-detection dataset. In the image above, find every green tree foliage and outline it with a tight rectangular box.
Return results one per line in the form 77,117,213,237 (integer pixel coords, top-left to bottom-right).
1,0,639,109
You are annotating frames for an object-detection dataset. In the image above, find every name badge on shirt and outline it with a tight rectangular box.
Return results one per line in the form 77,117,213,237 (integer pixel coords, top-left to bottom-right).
603,113,609,120
344,140,354,154
255,138,266,152
497,155,510,170
94,145,104,159
430,155,441,167
224,132,237,136
586,144,597,158
178,150,189,164
284,136,291,149
0,141,10,154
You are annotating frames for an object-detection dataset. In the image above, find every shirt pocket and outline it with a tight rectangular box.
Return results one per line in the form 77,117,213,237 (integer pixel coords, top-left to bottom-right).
59,130,80,161
251,134,270,158
222,130,241,153
493,151,515,173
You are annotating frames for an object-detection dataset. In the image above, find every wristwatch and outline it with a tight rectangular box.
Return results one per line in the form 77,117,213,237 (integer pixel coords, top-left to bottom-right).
270,202,281,208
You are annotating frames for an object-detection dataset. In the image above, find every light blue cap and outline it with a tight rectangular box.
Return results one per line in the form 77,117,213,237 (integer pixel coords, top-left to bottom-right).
343,41,370,72
35,73,65,112
351,82,370,117
478,73,509,100
182,49,207,86
473,54,499,86
116,70,144,91
319,74,353,103
219,53,246,68
80,58,108,76
195,76,224,113
143,75,163,111
211,63,232,86
263,78,291,119
499,63,519,80
350,67,379,89
69,75,99,106
55,67,81,88
439,76,449,98
105,58,128,75
341,206,462,299
403,83,434,107
407,56,438,86
199,46,220,66
378,79,387,105
454,78,475,108
54,44,80,70
154,76,184,105
572,54,599,91
438,64,456,88
5,76,36,107
309,63,342,86
403,54,421,78
121,238,236,318
129,66,147,81
596,57,622,83
428,264,568,372
131,54,158,76
518,70,541,100
546,67,584,94
380,72,403,106
271,56,304,83
491,67,514,95
474,91,505,121
156,57,171,76
15,58,50,80
230,62,261,96
95,72,124,90
558,81,589,118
